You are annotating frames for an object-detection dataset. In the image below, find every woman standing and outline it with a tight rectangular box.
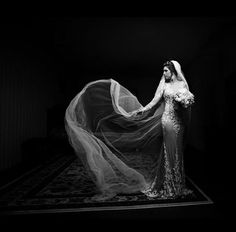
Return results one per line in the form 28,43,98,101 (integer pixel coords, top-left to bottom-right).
65,60,194,200
135,60,194,198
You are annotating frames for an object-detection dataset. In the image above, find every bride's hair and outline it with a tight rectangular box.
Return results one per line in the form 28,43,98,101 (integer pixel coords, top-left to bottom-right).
163,61,177,76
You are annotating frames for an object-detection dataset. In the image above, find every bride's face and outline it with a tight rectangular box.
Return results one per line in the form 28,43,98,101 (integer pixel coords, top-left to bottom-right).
163,67,172,81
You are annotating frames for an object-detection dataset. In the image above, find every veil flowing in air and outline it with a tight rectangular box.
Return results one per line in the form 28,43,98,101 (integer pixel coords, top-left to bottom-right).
65,78,166,198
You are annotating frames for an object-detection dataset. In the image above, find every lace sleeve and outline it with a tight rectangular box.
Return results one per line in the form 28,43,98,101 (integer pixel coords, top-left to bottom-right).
142,77,165,111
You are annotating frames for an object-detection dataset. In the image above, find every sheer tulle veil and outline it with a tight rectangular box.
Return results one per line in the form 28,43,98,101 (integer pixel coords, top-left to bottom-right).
64,60,191,199
171,60,192,142
171,60,189,90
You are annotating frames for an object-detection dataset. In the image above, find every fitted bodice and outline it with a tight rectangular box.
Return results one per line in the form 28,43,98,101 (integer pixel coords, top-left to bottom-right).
161,84,186,131
163,86,180,114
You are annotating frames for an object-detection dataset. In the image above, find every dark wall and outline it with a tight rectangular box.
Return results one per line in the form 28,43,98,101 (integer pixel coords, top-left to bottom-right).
58,17,224,104
183,20,236,201
0,19,63,170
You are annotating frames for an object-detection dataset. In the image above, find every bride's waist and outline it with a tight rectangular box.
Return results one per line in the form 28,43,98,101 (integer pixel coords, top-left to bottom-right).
164,104,178,112
163,110,176,117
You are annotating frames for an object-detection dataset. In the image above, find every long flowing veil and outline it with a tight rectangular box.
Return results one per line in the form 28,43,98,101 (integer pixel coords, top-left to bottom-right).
171,60,192,145
65,78,165,198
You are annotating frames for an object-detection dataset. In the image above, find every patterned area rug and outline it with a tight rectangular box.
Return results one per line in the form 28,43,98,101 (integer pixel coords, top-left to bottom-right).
0,154,213,214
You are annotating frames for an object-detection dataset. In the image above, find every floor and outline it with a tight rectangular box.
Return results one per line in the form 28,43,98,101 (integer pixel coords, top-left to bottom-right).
0,151,233,229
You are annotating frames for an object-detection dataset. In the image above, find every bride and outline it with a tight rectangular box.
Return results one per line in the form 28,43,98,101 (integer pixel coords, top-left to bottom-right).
65,60,194,200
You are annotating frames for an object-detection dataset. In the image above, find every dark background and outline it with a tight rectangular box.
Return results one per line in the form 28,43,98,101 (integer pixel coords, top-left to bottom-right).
0,14,235,221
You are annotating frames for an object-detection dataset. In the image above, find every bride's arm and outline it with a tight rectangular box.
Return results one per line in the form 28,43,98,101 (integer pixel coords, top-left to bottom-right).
141,89,164,112
140,78,165,112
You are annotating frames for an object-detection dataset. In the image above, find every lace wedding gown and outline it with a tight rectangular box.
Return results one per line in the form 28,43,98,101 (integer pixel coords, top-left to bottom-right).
143,84,192,198
65,78,193,200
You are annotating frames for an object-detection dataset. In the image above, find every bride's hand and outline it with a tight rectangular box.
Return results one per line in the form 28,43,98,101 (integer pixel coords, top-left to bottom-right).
136,109,144,115
132,109,144,116
131,110,138,116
